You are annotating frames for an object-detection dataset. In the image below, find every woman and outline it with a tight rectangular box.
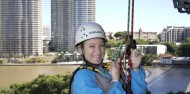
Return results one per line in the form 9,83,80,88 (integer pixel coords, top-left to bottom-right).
130,49,147,94
70,22,147,94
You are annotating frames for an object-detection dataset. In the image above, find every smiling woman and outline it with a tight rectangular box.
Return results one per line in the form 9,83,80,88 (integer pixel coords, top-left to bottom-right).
70,22,126,94
70,22,147,94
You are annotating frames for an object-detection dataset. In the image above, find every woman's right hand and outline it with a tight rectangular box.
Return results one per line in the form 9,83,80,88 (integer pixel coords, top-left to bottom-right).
109,62,120,81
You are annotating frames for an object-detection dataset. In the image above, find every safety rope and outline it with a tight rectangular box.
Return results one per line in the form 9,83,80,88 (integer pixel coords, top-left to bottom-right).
114,0,135,93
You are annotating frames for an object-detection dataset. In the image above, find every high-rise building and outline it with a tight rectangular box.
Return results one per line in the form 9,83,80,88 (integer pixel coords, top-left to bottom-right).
51,0,95,52
51,0,71,52
0,0,43,55
161,26,190,43
43,25,51,40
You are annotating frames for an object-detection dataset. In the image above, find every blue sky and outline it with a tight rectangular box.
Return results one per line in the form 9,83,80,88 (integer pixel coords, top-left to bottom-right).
42,0,190,33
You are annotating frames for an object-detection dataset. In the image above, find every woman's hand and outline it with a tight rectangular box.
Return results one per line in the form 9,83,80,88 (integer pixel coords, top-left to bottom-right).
109,61,120,81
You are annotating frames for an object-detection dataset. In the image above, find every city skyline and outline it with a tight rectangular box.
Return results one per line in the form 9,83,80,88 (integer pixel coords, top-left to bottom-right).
42,0,190,33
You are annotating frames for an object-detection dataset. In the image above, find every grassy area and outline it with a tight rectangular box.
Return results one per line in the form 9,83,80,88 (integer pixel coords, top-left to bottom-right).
0,55,56,64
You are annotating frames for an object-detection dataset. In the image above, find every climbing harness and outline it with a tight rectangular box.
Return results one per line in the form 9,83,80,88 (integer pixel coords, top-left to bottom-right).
69,64,110,94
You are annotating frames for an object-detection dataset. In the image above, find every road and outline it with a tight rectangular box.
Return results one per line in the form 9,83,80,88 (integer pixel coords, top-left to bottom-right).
145,66,190,94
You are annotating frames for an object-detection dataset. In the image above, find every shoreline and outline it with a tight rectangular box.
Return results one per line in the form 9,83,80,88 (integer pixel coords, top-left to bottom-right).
0,61,83,66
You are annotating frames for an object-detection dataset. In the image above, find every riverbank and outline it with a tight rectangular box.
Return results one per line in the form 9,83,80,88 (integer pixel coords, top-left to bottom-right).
0,65,79,88
0,55,56,64
0,61,84,66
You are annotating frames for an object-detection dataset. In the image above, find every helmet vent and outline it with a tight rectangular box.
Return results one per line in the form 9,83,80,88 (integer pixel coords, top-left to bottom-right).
75,22,106,46
80,27,85,32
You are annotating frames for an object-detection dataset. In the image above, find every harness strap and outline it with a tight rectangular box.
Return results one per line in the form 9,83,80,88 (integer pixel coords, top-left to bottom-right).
79,66,109,78
69,65,109,94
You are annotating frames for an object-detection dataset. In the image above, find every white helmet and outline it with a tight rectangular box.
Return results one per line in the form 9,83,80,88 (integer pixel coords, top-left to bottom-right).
75,22,106,46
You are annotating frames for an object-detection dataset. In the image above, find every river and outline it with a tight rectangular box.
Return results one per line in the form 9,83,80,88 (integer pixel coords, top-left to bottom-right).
1,65,190,93
0,65,79,88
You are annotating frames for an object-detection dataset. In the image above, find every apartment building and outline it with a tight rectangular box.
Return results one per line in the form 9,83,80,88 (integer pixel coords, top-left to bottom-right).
51,0,95,52
0,0,43,55
161,26,190,43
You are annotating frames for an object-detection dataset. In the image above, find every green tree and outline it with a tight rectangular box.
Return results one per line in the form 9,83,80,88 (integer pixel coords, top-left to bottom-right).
106,48,113,60
185,37,190,43
52,57,58,63
177,43,190,56
55,48,59,53
163,42,177,55
114,31,126,39
147,39,159,45
141,54,158,66
9,52,15,58
106,40,122,48
9,74,71,94
157,34,161,42
135,39,147,44
0,60,3,64
108,33,114,40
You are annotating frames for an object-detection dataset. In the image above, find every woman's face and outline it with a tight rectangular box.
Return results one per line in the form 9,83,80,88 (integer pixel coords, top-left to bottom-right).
131,49,142,69
82,38,105,65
